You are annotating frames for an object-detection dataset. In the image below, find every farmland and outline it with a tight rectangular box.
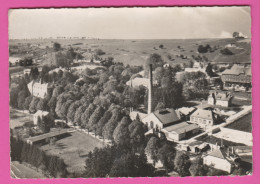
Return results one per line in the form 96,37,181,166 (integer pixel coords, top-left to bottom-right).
9,38,251,67
40,131,105,174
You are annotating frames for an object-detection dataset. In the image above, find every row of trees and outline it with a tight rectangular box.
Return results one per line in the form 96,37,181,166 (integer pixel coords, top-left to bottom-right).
10,136,68,178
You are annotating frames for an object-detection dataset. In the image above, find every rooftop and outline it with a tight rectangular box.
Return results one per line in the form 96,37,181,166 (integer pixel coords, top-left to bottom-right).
208,148,227,159
26,128,73,143
153,108,181,125
221,64,251,76
190,108,215,120
163,122,199,134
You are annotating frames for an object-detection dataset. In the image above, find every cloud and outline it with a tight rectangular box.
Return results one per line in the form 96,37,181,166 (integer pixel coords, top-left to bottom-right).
219,31,232,38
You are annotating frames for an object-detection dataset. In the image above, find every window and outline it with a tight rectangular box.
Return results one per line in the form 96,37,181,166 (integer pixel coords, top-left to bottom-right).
150,121,154,129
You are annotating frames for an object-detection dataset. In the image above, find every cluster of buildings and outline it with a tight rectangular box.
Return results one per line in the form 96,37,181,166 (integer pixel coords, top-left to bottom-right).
129,63,251,174
221,64,251,91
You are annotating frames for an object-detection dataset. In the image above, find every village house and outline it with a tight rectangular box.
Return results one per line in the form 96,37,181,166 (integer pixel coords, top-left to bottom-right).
189,109,218,129
208,92,232,107
221,64,251,91
142,108,182,130
203,147,239,173
27,80,53,99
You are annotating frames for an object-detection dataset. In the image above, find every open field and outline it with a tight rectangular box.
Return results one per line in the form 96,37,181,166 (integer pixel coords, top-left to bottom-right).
10,109,33,129
40,131,105,174
225,112,252,133
11,161,46,178
9,38,251,67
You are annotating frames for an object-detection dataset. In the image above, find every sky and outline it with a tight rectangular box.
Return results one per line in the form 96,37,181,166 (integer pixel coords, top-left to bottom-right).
9,7,251,39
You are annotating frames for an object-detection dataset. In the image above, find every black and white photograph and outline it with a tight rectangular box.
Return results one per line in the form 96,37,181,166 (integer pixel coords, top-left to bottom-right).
9,7,252,178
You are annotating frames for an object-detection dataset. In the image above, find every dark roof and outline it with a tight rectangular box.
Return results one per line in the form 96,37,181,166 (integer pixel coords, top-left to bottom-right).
153,108,181,125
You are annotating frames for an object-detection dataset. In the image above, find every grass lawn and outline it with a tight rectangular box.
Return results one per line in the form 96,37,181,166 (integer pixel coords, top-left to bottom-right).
225,112,252,133
11,161,46,178
10,109,33,129
40,131,105,174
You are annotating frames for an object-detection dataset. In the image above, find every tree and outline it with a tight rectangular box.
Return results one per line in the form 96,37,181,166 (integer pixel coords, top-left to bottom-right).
37,115,53,133
220,48,233,55
159,44,164,49
29,67,40,81
155,102,166,111
157,143,176,171
103,108,123,140
81,104,96,129
128,119,146,149
174,152,191,177
205,63,216,77
47,96,57,114
23,96,33,110
36,98,48,111
233,32,239,38
53,42,61,52
29,97,40,113
96,110,112,137
73,104,88,126
113,116,131,145
95,49,106,56
145,136,160,165
109,152,154,177
17,89,30,109
87,106,104,134
67,101,81,123
145,53,164,76
189,157,208,176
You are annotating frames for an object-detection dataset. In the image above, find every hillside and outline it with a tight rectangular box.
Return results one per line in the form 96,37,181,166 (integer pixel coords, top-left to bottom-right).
9,38,251,67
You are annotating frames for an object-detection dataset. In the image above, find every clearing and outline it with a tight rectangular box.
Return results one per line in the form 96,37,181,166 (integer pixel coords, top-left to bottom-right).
40,131,105,174
10,109,33,129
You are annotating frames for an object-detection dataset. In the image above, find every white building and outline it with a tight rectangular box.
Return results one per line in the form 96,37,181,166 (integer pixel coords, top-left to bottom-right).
203,147,239,173
126,77,158,88
208,92,232,107
27,81,50,99
9,57,21,66
190,109,217,129
33,110,49,125
142,108,181,130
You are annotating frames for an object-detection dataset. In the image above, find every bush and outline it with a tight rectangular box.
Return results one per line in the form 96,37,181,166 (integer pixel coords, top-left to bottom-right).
220,48,233,55
95,49,106,56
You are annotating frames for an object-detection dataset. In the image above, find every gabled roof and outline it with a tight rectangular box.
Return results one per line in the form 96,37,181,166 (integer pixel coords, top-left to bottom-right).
221,64,251,76
153,108,181,125
215,93,232,101
190,109,214,120
208,148,227,159
163,122,199,134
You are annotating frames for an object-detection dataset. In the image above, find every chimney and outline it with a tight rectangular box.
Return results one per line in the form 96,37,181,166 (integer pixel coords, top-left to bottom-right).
148,64,153,114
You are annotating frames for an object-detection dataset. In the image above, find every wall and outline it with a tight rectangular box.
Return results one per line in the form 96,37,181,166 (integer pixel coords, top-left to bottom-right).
203,155,232,173
142,113,163,130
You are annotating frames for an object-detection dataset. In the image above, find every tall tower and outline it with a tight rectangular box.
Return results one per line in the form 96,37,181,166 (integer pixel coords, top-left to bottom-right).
148,64,153,114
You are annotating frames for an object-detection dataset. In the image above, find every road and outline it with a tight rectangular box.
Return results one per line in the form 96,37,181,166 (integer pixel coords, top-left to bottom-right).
11,161,46,179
